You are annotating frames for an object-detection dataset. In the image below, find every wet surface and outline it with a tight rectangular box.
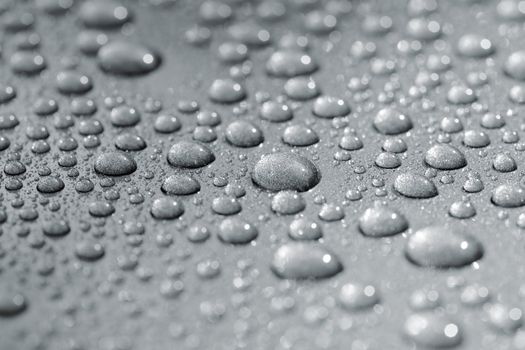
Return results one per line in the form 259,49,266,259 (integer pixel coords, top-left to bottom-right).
3,0,525,349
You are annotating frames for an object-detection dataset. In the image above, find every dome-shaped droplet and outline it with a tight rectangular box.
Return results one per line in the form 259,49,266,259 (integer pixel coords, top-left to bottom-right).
440,116,463,133
406,17,441,40
260,101,293,123
94,152,137,176
266,50,318,77
271,191,306,215
404,312,463,348
493,153,517,172
447,85,477,104
154,114,182,133
10,51,46,75
491,184,525,207
358,203,409,237
405,225,484,268
284,76,320,100
208,78,246,103
110,105,141,127
228,20,271,47
394,173,438,198
167,141,215,168
79,1,132,28
319,203,345,221
36,176,65,193
383,138,407,153
424,144,467,170
56,70,93,95
198,0,233,24
373,107,413,135
456,34,495,58
161,174,201,195
509,85,525,104
481,113,505,129
497,0,525,20
282,124,319,147
339,135,363,151
211,196,241,215
98,41,160,75
217,41,249,64
375,152,401,169
0,292,27,316
151,197,184,219
505,51,525,80
486,303,523,334
75,241,105,261
36,0,74,15
252,152,321,192
463,130,490,148
449,200,476,219
76,30,108,55
88,201,115,217
0,85,16,105
304,10,337,34
115,133,146,151
218,218,258,244
42,220,70,237
339,282,380,311
225,120,264,147
312,96,350,118
271,243,343,279
288,218,323,240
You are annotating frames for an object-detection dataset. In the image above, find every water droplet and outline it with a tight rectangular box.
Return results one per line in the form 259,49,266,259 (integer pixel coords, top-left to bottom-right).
162,174,201,195
282,124,319,146
339,282,380,310
98,41,161,75
404,312,463,348
424,144,467,170
151,197,184,219
312,96,350,119
456,34,495,58
208,78,246,103
167,141,215,168
394,173,438,198
252,152,321,192
0,292,27,316
79,1,132,28
288,218,323,240
405,225,484,268
94,152,137,176
491,184,525,207
218,218,258,244
225,120,264,147
266,50,318,77
505,51,525,80
358,202,409,237
271,191,306,215
271,243,343,279
373,107,413,135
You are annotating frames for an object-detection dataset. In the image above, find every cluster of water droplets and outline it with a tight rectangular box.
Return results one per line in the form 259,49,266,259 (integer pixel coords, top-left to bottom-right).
5,0,525,349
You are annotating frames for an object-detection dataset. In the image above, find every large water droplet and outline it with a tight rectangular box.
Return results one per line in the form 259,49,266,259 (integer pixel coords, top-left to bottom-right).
394,173,438,198
94,152,137,176
358,202,409,237
167,141,215,168
424,144,467,170
405,225,484,268
98,41,161,75
491,184,525,207
271,243,343,279
404,312,463,348
252,152,321,191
